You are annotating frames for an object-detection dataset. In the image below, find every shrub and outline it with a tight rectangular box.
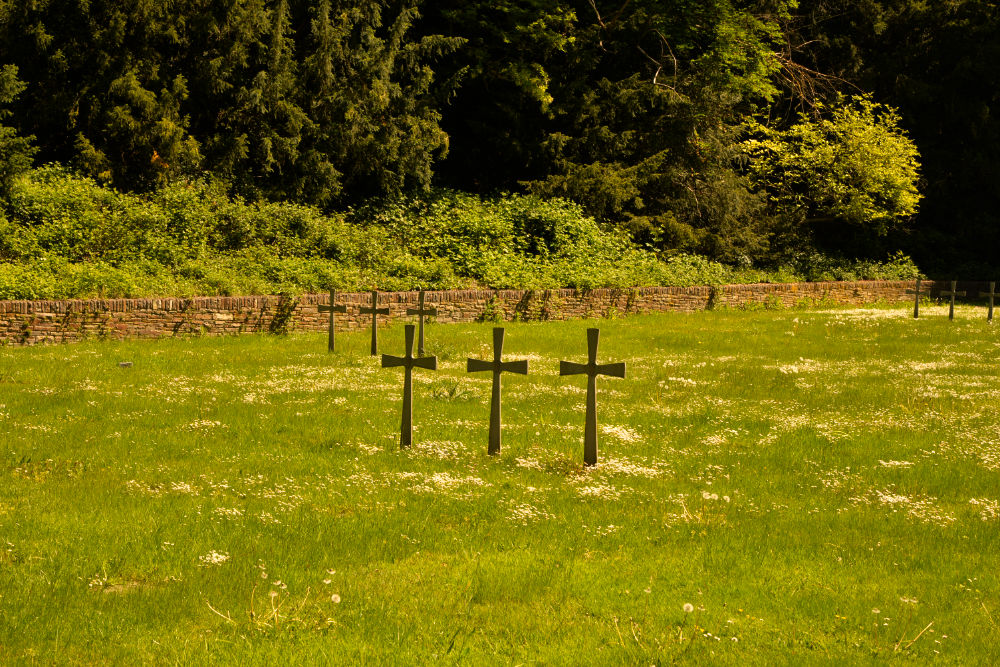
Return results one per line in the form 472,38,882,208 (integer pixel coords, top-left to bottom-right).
0,167,925,299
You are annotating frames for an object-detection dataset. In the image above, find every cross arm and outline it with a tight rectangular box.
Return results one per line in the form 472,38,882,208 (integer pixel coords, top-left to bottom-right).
596,362,626,378
413,356,437,371
501,359,528,375
318,304,348,313
560,360,624,377
407,306,438,316
941,281,966,297
362,306,391,315
467,358,497,373
469,358,527,374
560,361,589,376
381,355,406,368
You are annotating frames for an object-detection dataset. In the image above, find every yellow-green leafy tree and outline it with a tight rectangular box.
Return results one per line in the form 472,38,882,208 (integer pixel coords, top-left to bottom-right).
741,96,921,249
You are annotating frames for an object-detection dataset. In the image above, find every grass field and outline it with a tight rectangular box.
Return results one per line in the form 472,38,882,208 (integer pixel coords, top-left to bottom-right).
2,304,1000,664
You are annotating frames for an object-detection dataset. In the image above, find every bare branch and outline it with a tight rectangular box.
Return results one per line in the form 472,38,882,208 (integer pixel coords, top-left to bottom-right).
772,49,862,116
589,0,634,27
637,29,678,92
588,0,606,29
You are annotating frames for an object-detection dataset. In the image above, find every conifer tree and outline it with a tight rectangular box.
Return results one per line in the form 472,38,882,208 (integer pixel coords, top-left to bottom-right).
0,64,36,197
521,0,793,263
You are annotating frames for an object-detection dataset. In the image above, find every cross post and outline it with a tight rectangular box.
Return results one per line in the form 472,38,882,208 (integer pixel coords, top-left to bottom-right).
317,290,347,352
381,324,437,448
360,290,391,355
905,279,925,319
978,281,996,322
406,290,438,356
467,327,528,455
559,328,626,466
941,280,966,321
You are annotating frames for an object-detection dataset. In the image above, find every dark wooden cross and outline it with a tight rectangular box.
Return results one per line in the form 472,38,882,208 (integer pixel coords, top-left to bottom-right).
360,290,390,355
559,328,626,466
906,278,925,319
406,290,437,356
941,280,965,321
317,290,347,352
979,281,996,322
381,324,437,448
466,327,528,455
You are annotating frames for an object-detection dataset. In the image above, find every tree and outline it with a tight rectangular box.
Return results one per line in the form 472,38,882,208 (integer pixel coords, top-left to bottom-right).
293,0,462,203
740,96,921,253
0,64,36,196
0,0,201,190
0,0,460,206
419,0,578,191
780,0,1000,272
520,1,796,263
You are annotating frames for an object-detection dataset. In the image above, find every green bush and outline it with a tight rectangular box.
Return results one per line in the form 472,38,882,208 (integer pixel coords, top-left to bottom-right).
789,251,921,282
353,190,688,290
0,167,924,300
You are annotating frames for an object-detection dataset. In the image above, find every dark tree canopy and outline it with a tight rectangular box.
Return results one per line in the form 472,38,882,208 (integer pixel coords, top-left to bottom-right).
0,0,995,274
779,0,1000,272
0,64,36,196
0,0,460,204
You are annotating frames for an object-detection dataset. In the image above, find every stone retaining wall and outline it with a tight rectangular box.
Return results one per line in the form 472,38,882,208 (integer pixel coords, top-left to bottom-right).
0,280,964,345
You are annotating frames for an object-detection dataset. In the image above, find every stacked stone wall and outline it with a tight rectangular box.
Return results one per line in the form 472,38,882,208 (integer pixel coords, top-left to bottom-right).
0,280,960,345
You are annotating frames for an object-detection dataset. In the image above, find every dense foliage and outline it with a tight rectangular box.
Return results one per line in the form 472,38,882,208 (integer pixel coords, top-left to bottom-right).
0,65,35,196
0,167,916,299
0,0,991,286
0,0,459,204
740,96,922,261
778,0,999,274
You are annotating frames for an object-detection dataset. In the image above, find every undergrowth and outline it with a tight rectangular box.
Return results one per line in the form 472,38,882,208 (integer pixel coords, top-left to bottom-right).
0,166,920,299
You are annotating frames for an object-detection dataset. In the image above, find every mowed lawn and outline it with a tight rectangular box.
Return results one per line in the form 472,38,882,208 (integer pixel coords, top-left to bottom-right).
2,304,999,664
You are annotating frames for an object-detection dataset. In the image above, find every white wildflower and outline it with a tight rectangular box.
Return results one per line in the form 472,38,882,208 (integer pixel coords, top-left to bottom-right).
197,550,229,567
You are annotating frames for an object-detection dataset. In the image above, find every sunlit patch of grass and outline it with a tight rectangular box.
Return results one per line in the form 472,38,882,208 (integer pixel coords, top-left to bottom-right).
1,307,1000,662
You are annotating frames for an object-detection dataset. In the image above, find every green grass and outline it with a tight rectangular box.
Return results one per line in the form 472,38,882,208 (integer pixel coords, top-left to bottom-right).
2,303,999,663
